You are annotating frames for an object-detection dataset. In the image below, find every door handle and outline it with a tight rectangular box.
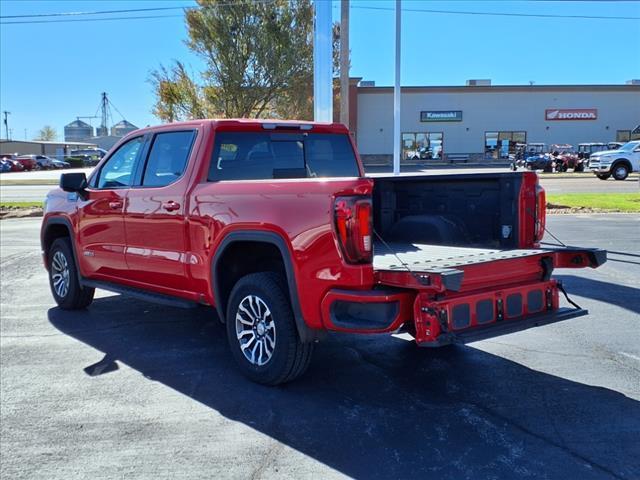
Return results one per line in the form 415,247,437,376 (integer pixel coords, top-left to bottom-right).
162,201,180,212
108,201,123,210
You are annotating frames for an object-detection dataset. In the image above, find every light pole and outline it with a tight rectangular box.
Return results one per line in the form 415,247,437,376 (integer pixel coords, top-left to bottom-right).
393,0,401,175
340,0,350,129
313,0,333,122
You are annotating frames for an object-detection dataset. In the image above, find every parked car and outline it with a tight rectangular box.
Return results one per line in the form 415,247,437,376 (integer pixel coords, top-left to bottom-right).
588,140,640,180
41,119,606,385
51,158,70,169
0,159,12,172
69,148,108,167
7,160,25,172
19,155,57,170
549,144,586,172
0,155,25,172
14,156,40,171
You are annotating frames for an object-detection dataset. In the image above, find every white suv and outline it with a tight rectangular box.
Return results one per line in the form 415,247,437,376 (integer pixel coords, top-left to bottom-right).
589,140,640,180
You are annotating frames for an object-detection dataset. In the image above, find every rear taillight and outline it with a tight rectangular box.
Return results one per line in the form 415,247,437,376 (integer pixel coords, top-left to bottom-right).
334,196,372,264
534,184,546,243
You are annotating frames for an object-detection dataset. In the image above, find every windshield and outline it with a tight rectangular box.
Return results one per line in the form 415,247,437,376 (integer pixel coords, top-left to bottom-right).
619,141,640,152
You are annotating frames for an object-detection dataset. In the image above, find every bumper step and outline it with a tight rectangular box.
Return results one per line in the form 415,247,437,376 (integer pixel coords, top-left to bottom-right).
419,307,588,347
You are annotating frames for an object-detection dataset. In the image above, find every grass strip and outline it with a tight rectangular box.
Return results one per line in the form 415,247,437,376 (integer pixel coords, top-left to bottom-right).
546,193,640,212
1,201,43,208
0,179,60,186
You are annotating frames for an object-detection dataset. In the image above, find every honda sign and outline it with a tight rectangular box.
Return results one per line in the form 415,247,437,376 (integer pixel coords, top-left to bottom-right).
545,109,598,121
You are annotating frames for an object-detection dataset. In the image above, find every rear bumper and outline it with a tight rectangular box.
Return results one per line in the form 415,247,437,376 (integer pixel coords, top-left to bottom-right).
321,288,413,333
418,307,588,347
320,247,605,343
320,280,586,346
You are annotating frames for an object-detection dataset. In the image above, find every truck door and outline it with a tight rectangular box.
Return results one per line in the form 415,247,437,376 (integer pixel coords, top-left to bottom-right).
77,135,145,279
123,129,198,292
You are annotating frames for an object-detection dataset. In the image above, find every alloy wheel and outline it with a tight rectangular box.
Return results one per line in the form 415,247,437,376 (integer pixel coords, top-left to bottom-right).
235,295,276,366
51,251,70,298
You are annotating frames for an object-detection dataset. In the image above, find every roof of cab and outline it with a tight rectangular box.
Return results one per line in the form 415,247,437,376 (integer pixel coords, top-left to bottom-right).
134,118,348,136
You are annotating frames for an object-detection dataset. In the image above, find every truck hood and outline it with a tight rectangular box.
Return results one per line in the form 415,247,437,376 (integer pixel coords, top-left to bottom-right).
591,149,622,158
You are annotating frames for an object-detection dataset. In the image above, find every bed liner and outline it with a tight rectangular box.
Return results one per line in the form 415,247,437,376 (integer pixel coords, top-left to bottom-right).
373,242,546,273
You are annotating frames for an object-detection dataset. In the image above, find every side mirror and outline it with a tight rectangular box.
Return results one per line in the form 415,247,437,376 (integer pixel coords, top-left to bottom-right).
60,172,88,198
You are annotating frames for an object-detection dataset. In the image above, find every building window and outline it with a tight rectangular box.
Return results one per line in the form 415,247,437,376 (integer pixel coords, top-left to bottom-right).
616,130,631,142
401,132,444,162
485,131,526,159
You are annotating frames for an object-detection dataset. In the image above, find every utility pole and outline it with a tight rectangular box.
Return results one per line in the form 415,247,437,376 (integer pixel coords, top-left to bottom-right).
340,0,350,129
2,111,10,140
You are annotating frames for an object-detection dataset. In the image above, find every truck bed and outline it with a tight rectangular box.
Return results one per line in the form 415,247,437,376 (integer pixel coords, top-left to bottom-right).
373,241,545,273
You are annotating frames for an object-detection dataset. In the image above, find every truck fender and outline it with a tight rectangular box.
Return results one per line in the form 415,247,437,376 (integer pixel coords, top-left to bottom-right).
211,230,319,343
41,216,83,281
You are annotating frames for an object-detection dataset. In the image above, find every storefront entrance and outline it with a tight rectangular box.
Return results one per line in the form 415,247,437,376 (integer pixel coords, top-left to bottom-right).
401,132,444,162
485,131,526,159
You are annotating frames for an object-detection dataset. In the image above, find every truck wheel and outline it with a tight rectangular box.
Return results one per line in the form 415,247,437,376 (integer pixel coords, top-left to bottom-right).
612,163,630,181
596,173,610,180
48,238,94,310
226,272,313,385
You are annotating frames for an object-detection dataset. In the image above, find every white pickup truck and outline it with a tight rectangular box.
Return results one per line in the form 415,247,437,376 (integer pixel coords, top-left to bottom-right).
588,140,640,180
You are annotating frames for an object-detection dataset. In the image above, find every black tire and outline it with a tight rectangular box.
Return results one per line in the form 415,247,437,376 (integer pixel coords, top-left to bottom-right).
574,164,584,173
612,162,630,181
226,272,313,385
48,237,94,310
596,173,611,180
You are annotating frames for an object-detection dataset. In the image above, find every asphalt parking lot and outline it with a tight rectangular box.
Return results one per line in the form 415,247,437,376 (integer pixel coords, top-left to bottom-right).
1,215,639,479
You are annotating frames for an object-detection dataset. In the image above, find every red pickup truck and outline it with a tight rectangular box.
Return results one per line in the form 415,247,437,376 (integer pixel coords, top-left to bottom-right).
41,119,606,385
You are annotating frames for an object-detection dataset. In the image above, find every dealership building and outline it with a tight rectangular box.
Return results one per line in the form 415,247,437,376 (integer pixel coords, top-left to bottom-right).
346,80,640,165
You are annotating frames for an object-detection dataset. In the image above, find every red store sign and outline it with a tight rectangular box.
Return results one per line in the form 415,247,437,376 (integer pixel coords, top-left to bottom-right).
545,109,598,121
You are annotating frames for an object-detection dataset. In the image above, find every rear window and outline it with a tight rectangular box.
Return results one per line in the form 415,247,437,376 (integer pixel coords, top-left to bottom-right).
208,132,359,181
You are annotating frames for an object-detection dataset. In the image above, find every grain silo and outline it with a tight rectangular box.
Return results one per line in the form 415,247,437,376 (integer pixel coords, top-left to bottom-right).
64,119,93,142
111,120,138,137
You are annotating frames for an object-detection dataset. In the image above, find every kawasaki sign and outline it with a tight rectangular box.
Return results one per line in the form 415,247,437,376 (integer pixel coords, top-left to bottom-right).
421,110,463,122
545,109,598,121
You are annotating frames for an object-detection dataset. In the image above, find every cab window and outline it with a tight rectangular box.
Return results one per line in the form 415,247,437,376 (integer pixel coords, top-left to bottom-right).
94,136,144,189
141,130,196,187
208,132,359,181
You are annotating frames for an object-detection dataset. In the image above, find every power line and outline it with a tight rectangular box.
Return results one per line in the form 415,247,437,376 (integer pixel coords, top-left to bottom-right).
1,14,183,25
351,5,640,21
1,2,638,25
0,0,275,20
0,5,189,19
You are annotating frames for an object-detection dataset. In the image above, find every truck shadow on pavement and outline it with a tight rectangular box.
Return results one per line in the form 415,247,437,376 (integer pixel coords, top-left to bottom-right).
557,274,640,315
48,298,640,480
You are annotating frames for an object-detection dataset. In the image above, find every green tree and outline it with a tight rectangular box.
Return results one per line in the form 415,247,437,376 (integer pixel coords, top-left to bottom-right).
34,125,57,141
151,0,340,121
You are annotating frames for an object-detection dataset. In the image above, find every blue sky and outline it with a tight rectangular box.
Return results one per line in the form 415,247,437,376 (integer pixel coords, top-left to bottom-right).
1,0,639,140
